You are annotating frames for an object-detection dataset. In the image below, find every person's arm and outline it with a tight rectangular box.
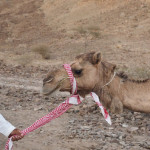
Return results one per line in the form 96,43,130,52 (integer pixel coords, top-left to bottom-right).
0,114,16,137
0,114,24,141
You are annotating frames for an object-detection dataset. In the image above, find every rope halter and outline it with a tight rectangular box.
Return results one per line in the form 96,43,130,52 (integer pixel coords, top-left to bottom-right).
63,64,111,124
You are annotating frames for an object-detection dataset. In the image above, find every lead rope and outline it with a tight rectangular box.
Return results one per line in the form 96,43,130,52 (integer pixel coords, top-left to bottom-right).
101,72,116,88
5,64,111,150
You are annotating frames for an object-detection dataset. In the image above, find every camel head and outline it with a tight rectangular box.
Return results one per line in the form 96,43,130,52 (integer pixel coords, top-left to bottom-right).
42,51,116,97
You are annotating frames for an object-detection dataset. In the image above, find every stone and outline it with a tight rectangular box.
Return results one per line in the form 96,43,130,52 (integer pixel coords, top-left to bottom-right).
120,12,125,17
128,127,138,133
119,141,126,146
34,106,43,111
81,126,91,131
122,123,128,128
140,127,146,132
135,115,142,119
119,135,123,140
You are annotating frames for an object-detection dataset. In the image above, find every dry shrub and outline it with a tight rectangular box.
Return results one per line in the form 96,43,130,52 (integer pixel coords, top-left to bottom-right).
16,54,33,66
88,25,101,38
87,25,100,31
117,65,150,80
75,26,87,35
74,25,101,38
132,67,150,80
90,31,101,38
32,44,50,59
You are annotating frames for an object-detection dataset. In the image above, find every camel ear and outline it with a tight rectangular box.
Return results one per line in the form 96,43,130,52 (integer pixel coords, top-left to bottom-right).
92,52,101,64
102,61,116,72
110,63,116,72
107,62,116,72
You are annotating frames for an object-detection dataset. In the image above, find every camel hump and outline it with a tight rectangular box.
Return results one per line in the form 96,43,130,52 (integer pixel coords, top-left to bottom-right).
117,71,149,83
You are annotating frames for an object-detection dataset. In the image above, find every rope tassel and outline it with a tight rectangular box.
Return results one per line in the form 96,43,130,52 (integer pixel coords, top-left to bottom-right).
90,92,111,125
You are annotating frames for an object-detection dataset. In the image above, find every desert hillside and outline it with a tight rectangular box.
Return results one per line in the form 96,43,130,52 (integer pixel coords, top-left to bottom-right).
0,0,150,77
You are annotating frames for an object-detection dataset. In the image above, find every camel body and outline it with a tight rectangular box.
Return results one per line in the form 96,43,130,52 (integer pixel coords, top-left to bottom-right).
98,74,150,113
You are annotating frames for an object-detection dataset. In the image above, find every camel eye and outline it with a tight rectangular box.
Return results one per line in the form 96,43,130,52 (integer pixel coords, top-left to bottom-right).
74,69,82,75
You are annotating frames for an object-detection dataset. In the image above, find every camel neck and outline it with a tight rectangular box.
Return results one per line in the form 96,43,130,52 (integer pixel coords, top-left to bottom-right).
101,72,116,88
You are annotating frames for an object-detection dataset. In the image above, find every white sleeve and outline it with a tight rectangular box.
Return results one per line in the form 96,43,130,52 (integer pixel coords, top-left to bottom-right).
0,114,16,137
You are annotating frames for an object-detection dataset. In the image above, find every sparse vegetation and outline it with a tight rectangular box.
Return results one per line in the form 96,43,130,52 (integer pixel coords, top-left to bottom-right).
74,25,101,38
16,54,33,66
88,25,101,38
117,65,150,80
87,25,100,31
75,26,87,35
90,31,101,38
32,44,51,60
132,67,150,79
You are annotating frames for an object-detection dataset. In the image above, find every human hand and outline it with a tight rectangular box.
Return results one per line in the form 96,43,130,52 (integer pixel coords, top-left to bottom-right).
8,129,24,141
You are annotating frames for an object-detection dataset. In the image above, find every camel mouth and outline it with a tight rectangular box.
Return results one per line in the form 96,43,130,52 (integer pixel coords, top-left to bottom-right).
42,85,60,96
43,87,71,96
60,88,71,93
42,77,69,96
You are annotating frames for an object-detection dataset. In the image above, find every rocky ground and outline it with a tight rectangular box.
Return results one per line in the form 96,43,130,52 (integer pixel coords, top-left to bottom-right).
0,0,150,150
0,60,150,150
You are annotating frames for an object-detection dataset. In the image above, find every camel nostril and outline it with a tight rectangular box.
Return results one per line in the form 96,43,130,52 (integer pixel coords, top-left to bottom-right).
46,78,53,83
43,76,53,86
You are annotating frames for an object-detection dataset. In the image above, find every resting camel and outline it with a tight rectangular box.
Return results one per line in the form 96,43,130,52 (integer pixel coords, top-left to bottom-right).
43,51,150,113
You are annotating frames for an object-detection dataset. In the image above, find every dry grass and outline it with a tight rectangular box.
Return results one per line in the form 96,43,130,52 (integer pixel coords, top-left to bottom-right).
32,44,51,59
74,25,101,38
75,26,87,35
87,25,100,31
88,25,101,38
90,31,101,38
131,67,150,80
16,54,33,66
117,65,150,80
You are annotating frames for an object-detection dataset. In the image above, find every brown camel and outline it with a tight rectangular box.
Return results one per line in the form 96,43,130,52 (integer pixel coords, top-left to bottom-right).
43,51,150,113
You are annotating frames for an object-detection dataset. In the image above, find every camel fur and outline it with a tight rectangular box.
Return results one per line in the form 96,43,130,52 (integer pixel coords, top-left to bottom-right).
43,52,150,113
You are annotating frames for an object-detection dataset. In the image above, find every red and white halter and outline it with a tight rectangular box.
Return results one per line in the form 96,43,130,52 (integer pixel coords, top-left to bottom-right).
5,64,111,150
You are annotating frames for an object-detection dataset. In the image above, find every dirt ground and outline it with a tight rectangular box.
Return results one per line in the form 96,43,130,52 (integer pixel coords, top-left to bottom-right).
0,0,150,150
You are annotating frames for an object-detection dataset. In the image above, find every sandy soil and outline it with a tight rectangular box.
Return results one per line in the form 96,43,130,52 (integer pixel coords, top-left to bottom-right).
0,0,150,150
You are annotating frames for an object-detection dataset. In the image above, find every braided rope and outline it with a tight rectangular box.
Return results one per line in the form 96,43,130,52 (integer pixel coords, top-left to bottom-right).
63,64,77,94
5,100,73,150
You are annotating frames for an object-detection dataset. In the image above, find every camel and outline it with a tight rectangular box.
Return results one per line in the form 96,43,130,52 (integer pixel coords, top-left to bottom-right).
42,51,150,113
